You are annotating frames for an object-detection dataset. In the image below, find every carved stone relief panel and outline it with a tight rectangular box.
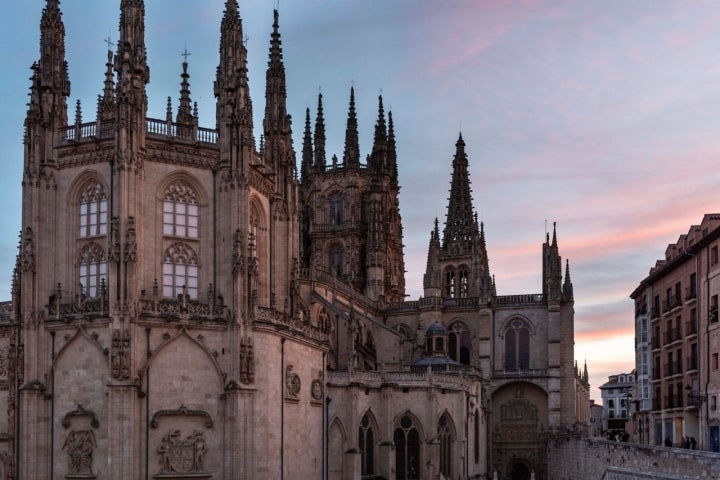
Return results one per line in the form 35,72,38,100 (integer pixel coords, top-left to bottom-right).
285,365,300,402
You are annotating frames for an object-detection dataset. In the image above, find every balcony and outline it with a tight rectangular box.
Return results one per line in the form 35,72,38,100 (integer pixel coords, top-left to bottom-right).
685,320,698,337
685,287,697,302
652,398,662,411
651,337,661,350
662,296,682,314
663,360,683,377
664,395,684,409
686,355,698,372
663,326,682,345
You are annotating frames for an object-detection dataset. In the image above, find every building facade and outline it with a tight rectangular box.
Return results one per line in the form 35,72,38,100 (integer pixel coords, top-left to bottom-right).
0,2,586,479
599,372,634,435
631,214,720,452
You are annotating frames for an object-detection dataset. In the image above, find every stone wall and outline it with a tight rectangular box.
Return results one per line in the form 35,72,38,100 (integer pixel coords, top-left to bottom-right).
547,435,720,480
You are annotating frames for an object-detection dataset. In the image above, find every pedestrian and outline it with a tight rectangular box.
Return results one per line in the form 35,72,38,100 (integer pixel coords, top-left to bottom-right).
683,436,691,449
664,437,672,447
690,437,697,450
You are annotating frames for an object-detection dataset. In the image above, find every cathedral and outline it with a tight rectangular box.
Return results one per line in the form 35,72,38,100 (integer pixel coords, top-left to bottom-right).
0,1,590,479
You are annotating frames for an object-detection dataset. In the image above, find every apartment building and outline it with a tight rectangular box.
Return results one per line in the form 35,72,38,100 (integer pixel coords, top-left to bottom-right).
631,214,720,451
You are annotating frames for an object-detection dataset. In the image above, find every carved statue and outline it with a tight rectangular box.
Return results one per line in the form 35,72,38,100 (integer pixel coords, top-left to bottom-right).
285,365,301,399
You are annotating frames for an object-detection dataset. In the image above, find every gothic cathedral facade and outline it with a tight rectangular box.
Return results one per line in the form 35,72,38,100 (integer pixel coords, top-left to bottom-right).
0,2,588,479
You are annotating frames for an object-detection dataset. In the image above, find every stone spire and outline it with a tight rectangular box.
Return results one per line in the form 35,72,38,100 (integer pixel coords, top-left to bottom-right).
114,0,149,169
563,259,574,302
343,86,360,168
301,107,313,182
263,10,288,135
423,218,442,296
313,93,326,171
543,222,563,302
96,49,116,126
215,0,254,170
442,133,478,252
387,110,398,185
117,0,150,87
176,58,195,128
263,9,295,193
370,95,387,171
27,0,71,133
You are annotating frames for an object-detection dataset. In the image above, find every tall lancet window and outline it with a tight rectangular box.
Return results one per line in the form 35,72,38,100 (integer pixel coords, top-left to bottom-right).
358,413,375,476
79,182,108,238
329,192,343,224
505,318,531,371
79,243,107,297
459,269,469,298
446,269,456,298
329,244,344,276
394,415,421,480
163,243,198,298
163,181,199,238
438,413,455,478
449,322,471,365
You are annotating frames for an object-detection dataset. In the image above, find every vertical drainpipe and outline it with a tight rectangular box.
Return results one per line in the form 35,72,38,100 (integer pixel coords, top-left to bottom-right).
145,328,151,480
322,352,327,480
705,245,711,449
50,331,55,480
281,338,285,480
465,389,469,479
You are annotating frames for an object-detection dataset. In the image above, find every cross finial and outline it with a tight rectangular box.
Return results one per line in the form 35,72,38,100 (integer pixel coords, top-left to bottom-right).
243,35,249,47
181,47,191,63
104,35,114,51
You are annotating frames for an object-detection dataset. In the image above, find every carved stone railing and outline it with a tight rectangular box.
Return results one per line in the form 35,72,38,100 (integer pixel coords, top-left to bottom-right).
138,297,227,322
254,306,329,343
495,294,545,306
326,369,474,390
58,119,218,145
47,297,110,319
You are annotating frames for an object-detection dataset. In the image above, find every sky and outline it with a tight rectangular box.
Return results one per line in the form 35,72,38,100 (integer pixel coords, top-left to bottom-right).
3,0,720,400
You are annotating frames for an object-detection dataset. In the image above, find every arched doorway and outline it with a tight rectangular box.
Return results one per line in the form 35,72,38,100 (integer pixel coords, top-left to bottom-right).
507,458,531,480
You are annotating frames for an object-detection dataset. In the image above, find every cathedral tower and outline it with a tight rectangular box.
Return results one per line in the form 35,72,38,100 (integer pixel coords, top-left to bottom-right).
299,92,405,303
423,133,493,302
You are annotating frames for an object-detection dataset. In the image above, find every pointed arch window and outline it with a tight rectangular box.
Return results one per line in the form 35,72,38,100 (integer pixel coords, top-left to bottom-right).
162,243,198,298
79,182,107,238
163,181,199,238
394,415,420,480
79,243,107,297
505,318,531,371
358,413,375,476
329,245,344,276
448,322,471,365
446,269,456,298
438,413,454,478
329,192,343,224
459,269,469,298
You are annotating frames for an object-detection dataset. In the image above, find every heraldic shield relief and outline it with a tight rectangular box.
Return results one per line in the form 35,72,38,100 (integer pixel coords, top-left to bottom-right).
155,430,210,479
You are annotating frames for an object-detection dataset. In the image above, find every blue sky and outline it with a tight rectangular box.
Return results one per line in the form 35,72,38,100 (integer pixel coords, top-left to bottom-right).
3,0,720,399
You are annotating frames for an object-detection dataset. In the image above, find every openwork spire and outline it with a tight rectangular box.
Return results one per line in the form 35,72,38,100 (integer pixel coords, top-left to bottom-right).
563,259,574,301
442,133,478,250
387,110,398,184
301,107,313,181
343,86,360,168
176,59,194,125
370,95,387,170
313,93,326,170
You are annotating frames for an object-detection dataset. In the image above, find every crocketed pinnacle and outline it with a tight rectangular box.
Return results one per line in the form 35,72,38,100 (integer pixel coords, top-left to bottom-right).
301,107,313,181
387,110,398,184
343,86,360,168
313,93,326,170
176,60,194,125
370,95,387,169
